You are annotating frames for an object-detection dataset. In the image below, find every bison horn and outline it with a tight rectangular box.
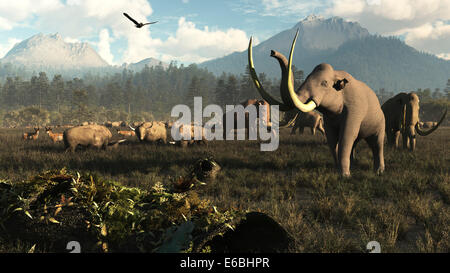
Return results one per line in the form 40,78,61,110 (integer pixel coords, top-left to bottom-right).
415,109,447,136
278,112,299,128
286,29,317,113
248,36,291,112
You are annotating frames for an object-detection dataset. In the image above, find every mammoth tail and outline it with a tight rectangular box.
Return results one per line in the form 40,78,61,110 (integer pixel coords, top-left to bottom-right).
415,109,447,136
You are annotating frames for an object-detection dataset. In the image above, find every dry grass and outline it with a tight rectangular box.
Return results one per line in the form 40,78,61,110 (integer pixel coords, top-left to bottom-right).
0,126,448,253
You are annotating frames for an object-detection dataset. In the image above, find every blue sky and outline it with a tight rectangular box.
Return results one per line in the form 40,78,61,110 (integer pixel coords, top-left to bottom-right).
0,0,448,65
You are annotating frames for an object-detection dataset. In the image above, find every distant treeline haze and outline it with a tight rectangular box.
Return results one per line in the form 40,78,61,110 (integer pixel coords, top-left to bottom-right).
0,63,449,127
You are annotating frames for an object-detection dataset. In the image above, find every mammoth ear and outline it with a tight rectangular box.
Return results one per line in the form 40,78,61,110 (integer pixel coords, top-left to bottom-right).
333,78,348,91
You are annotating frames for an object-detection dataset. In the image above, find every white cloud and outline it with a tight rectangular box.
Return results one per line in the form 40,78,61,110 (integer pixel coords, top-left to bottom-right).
436,53,450,60
154,17,250,63
260,0,329,17
0,0,253,64
97,29,114,65
0,0,63,30
392,21,450,57
326,0,450,58
0,38,21,58
32,0,155,63
331,0,365,16
328,0,450,33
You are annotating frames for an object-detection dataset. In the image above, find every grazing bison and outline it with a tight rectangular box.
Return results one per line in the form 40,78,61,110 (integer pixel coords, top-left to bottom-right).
291,111,325,136
63,124,113,152
173,123,208,147
129,121,168,144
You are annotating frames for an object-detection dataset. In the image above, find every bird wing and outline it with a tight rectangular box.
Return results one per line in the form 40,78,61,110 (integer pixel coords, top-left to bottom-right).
123,13,139,25
143,21,158,25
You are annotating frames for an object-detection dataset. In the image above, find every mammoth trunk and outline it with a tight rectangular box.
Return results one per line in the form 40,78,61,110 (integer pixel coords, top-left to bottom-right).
271,50,295,107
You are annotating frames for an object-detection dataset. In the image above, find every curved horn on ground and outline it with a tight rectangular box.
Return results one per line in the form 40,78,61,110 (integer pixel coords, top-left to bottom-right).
248,37,291,112
286,30,317,113
415,109,447,136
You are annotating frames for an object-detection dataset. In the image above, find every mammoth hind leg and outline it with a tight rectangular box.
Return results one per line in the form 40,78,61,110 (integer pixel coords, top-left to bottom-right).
350,139,360,168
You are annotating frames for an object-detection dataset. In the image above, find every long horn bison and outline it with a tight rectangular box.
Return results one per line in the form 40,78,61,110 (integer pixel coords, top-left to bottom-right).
248,29,385,177
129,121,168,144
381,92,447,151
63,124,113,152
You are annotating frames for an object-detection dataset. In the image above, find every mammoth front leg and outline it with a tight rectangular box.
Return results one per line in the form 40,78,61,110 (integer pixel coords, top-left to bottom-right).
338,117,362,177
406,126,416,151
402,129,410,150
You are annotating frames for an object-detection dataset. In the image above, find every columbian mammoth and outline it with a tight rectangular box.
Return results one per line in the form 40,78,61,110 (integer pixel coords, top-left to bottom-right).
248,29,385,177
381,92,447,151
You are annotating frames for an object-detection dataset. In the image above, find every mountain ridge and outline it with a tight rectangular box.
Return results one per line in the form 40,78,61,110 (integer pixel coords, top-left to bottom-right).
199,15,450,91
2,33,109,69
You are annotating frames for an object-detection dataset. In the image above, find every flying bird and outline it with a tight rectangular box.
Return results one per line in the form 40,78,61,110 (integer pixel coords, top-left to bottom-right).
123,13,158,28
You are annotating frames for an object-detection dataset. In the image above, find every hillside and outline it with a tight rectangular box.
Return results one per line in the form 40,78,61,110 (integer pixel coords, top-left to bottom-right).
2,33,109,69
199,15,450,91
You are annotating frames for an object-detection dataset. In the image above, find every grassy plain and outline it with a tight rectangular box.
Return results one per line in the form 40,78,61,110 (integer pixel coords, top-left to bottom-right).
0,126,448,253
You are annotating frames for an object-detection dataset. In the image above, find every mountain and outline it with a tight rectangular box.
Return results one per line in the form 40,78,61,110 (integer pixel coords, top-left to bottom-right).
199,15,450,91
1,33,109,69
122,57,169,71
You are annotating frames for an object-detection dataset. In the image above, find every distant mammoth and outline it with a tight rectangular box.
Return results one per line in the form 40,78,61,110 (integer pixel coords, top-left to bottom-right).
381,92,447,151
249,30,385,177
63,124,113,152
290,111,325,136
129,121,168,144
222,99,271,139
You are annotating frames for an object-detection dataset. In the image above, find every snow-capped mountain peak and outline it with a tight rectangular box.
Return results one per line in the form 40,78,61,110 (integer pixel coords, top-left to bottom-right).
1,33,109,69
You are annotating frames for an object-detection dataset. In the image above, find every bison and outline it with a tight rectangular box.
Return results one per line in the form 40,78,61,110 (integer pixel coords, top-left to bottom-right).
63,124,113,152
129,121,168,144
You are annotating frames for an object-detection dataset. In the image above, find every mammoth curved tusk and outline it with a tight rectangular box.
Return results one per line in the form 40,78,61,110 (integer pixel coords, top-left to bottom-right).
415,109,447,136
287,29,317,113
129,125,135,131
248,37,291,112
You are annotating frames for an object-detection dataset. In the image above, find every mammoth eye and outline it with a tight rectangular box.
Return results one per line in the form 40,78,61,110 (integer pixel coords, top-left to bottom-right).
321,80,328,87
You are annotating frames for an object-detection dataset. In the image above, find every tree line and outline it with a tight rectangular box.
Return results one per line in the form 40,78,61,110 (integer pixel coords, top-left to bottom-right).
0,62,449,127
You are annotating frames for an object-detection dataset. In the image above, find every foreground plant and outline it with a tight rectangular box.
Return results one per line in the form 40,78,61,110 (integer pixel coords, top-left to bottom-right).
0,169,246,253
